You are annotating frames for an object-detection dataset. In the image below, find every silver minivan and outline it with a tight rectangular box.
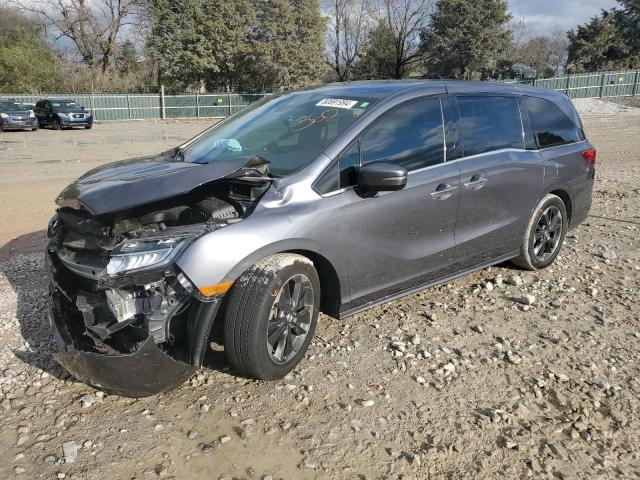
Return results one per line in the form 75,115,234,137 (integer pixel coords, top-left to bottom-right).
47,81,595,396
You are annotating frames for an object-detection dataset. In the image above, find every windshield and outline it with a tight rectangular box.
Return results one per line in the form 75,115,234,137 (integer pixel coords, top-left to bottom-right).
52,101,81,111
0,101,27,111
182,92,375,176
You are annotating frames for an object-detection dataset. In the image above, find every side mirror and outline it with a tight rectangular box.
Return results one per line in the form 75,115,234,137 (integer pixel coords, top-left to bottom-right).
81,106,86,110
357,162,408,193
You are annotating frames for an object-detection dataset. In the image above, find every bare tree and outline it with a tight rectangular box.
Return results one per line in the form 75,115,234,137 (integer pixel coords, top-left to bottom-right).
512,32,569,78
325,0,375,81
380,0,434,78
508,21,569,78
10,0,143,73
546,31,569,76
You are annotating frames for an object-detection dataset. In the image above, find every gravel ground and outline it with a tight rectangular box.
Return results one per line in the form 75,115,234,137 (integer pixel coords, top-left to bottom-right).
0,109,639,479
572,97,640,115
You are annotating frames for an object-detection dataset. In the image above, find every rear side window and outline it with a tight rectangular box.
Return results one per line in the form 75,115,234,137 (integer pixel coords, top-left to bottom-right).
525,97,583,148
360,98,444,172
457,96,523,157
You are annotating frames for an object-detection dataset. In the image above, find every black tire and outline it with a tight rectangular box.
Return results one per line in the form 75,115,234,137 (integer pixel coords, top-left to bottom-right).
85,124,92,129
512,194,568,271
223,253,320,379
52,119,61,130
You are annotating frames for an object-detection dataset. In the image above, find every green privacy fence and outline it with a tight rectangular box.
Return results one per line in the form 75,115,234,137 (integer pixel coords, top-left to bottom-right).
0,91,272,121
505,69,640,99
5,70,638,118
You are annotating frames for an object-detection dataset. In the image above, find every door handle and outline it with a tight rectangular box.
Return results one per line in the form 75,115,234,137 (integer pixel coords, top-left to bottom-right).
430,184,458,200
464,175,489,190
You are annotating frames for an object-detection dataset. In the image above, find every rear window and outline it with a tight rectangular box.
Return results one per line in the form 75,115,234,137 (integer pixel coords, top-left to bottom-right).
457,96,523,157
524,97,583,148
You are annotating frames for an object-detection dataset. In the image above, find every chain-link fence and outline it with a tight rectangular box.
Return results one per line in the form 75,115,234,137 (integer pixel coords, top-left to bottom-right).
0,91,273,121
504,69,640,99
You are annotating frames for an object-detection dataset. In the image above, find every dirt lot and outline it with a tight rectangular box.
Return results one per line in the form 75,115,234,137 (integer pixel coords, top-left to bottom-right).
1,109,639,479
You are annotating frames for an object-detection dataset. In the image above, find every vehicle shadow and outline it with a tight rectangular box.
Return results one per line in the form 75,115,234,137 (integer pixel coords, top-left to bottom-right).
0,230,231,382
0,230,70,380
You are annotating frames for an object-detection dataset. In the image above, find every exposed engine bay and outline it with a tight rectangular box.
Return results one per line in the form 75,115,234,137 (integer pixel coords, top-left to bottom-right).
47,159,273,396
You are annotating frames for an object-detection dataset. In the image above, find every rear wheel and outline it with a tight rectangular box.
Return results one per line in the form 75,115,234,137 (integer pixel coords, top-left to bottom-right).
223,254,320,379
512,194,568,270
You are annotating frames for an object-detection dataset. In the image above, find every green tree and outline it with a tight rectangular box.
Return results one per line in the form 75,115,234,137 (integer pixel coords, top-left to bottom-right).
0,6,60,92
617,0,640,61
566,11,629,72
421,0,512,79
116,41,139,75
147,0,325,92
352,20,398,79
242,0,326,91
146,0,254,91
566,1,640,73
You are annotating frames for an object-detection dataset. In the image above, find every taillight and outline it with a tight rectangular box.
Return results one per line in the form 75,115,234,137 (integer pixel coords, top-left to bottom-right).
581,148,597,165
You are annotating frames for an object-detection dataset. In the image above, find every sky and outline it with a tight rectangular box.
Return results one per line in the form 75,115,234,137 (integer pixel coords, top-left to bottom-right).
507,0,619,34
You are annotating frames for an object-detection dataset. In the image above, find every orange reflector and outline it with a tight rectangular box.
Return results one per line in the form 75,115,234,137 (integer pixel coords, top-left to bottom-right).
199,281,234,297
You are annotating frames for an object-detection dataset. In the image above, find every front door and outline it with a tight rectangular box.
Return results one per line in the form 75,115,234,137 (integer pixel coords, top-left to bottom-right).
343,97,461,307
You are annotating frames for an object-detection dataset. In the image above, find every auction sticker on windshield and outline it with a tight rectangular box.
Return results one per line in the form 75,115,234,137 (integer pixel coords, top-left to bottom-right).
316,98,359,109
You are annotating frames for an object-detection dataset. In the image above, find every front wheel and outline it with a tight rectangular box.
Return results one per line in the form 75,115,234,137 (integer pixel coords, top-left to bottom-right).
223,254,320,379
52,119,61,130
512,194,568,270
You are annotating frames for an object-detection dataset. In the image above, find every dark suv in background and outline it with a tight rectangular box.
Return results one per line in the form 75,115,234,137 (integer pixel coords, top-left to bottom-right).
34,99,93,130
0,99,38,131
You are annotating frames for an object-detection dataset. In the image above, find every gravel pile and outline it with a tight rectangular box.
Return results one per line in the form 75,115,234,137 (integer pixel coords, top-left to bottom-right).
572,97,640,115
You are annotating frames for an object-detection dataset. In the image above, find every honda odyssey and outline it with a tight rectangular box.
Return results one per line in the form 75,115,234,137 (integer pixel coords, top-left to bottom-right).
46,81,595,396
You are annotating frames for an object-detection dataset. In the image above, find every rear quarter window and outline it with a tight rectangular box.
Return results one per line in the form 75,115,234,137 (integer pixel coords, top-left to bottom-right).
457,96,523,157
524,97,584,148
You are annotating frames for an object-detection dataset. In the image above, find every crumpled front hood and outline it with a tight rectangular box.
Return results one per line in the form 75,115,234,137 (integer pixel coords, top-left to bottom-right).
56,151,256,215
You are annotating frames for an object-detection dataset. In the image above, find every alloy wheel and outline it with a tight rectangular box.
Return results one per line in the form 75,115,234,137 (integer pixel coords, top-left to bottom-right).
266,274,314,364
533,206,563,262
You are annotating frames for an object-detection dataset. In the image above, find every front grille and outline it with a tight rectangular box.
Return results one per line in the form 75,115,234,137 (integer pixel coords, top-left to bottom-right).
73,114,85,119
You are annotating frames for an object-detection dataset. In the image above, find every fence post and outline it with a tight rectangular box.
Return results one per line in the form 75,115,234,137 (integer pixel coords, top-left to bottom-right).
126,94,132,120
228,94,232,117
599,73,606,98
633,70,640,97
196,93,200,118
160,84,166,120
565,75,570,95
90,84,96,119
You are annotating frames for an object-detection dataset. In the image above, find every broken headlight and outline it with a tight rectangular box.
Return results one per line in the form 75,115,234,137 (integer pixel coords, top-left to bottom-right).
106,237,188,276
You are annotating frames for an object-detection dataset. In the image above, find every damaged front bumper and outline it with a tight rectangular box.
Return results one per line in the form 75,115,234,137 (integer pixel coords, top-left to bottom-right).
46,247,220,397
53,326,197,397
